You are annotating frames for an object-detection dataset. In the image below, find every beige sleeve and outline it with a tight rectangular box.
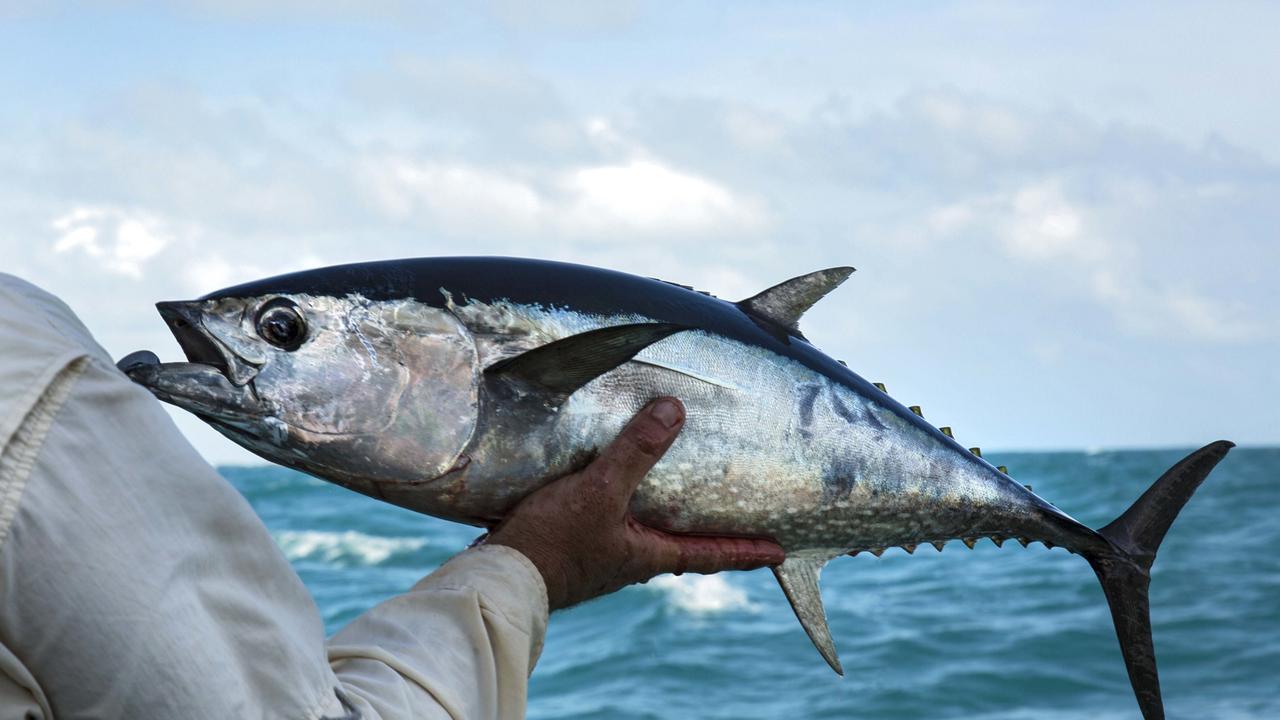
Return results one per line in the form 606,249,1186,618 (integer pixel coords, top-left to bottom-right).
0,275,343,719
327,544,549,720
0,274,549,720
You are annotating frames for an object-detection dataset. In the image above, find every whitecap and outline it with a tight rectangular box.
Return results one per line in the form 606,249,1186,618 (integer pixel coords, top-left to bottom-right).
648,574,755,614
274,530,427,566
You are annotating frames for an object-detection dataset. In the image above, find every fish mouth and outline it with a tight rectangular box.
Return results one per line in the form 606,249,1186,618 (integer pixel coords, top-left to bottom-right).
118,301,268,430
156,301,260,386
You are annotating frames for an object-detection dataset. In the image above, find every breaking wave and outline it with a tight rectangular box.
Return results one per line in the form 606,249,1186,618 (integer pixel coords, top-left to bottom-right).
648,574,755,614
273,530,428,566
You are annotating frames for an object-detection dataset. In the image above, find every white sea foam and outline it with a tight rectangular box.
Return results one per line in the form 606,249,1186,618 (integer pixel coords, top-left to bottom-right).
648,574,755,614
274,530,427,566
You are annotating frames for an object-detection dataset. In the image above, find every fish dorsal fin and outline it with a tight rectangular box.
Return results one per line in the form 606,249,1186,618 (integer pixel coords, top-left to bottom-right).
773,554,843,675
484,322,687,400
738,267,855,338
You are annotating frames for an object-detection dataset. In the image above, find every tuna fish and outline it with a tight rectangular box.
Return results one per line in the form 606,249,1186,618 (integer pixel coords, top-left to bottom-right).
119,256,1231,720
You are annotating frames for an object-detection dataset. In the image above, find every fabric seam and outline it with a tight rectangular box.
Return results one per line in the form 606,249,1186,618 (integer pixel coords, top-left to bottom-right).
326,645,462,719
0,349,86,459
430,546,549,630
0,356,89,552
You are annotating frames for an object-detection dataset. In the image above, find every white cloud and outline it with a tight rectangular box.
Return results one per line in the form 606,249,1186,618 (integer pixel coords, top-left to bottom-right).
1002,181,1090,262
1092,270,1262,343
50,206,169,278
360,155,767,239
560,159,767,235
925,202,976,235
115,219,167,269
370,160,545,233
922,178,1266,344
911,91,1031,154
52,224,99,254
179,253,271,297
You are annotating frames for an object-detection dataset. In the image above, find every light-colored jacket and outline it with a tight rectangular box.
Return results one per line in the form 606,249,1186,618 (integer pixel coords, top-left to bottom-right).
0,274,548,719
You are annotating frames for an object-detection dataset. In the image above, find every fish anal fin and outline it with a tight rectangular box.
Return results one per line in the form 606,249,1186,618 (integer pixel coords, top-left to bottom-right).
738,267,854,338
773,555,843,675
485,322,687,400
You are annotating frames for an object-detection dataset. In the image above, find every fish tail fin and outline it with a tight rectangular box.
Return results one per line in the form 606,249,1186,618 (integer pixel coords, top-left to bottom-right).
1079,440,1233,720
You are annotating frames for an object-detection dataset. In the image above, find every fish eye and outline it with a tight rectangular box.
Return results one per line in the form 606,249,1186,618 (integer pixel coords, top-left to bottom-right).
255,298,307,351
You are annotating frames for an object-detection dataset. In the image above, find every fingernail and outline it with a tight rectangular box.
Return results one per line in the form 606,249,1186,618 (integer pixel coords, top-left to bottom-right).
650,398,683,429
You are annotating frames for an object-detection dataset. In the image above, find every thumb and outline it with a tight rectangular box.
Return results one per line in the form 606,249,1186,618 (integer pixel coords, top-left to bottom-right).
590,398,685,516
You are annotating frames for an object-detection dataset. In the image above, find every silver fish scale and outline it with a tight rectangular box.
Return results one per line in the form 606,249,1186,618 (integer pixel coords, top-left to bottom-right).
455,301,1036,555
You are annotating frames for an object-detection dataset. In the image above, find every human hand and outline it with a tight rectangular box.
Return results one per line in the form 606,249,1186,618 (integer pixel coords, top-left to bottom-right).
487,397,786,610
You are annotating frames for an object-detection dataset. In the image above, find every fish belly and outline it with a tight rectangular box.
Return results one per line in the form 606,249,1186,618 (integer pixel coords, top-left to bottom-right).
552,331,997,553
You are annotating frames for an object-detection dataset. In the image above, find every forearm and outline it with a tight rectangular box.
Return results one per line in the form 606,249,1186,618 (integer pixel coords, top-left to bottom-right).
327,545,549,720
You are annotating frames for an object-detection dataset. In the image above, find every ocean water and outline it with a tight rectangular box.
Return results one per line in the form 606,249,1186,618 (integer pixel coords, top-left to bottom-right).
222,446,1279,719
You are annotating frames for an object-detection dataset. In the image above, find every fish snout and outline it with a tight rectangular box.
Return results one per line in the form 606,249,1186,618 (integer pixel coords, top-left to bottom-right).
155,300,260,386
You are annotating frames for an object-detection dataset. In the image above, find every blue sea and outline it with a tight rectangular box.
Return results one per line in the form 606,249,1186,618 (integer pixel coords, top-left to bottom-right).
222,447,1279,719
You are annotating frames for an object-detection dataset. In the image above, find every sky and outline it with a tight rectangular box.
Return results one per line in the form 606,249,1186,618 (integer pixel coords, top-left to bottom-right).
1,1,1276,464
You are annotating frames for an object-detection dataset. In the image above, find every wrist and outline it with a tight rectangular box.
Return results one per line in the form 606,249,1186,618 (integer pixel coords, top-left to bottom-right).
489,537,571,610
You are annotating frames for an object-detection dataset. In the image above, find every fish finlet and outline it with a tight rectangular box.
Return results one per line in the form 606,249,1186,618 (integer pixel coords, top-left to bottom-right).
901,543,917,554
931,540,946,552
998,465,1009,474
870,547,885,557
909,405,923,417
1016,537,1030,547
1024,484,1034,492
962,537,977,549
969,447,982,457
873,382,887,392
940,426,954,438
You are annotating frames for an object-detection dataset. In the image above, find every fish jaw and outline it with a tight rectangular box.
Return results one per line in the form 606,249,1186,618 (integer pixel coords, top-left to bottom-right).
155,300,263,386
120,303,277,441
122,358,273,438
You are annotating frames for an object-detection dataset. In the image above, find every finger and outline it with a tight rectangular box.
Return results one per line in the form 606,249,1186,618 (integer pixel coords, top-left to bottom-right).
636,524,786,576
589,397,684,513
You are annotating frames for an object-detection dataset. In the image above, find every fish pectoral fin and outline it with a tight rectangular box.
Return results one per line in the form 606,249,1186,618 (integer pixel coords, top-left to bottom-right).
738,266,854,339
773,555,843,675
483,322,688,400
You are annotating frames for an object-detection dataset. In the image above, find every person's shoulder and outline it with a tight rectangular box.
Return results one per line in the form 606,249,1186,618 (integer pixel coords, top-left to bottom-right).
0,273,70,311
0,274,110,366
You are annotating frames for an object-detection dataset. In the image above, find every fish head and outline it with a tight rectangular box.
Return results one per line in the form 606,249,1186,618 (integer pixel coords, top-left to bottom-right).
123,292,479,487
